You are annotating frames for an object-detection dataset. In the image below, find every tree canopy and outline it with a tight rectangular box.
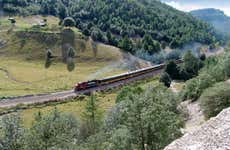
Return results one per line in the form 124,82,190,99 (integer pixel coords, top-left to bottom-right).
2,0,221,53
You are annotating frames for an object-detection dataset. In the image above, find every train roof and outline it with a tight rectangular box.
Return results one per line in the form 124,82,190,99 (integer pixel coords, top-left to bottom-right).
101,63,165,81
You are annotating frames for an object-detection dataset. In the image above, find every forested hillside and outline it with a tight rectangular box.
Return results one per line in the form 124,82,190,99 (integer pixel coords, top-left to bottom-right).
191,8,230,35
2,0,220,53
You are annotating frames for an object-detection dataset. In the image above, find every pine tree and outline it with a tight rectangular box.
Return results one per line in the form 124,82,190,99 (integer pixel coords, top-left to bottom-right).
82,94,102,136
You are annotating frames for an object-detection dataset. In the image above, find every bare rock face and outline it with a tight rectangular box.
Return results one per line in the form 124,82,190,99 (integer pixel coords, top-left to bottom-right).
165,107,230,150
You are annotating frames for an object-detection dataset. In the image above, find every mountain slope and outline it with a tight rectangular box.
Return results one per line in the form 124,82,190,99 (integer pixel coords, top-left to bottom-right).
191,8,230,35
2,0,219,52
0,15,153,96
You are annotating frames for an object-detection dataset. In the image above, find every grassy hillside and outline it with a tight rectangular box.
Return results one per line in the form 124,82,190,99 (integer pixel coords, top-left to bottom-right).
2,0,220,53
0,16,150,97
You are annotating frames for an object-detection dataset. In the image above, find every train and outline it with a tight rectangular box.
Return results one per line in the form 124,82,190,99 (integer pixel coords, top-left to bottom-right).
74,59,183,92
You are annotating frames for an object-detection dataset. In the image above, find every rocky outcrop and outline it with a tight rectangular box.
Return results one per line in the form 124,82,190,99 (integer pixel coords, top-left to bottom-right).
165,107,230,150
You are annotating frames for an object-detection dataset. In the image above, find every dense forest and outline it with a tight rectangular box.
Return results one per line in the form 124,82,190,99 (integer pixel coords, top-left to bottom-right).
2,0,221,54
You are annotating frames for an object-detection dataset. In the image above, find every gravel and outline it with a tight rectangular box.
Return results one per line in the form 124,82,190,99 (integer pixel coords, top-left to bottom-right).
165,107,230,150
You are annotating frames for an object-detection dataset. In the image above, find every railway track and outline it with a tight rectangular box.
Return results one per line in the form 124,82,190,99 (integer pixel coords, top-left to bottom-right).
0,64,164,108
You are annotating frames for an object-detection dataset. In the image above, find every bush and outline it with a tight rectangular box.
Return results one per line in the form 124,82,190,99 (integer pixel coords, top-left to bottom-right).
181,74,215,101
116,86,143,103
118,36,133,52
201,51,230,82
25,109,80,149
199,53,206,61
200,82,230,118
164,60,180,80
160,72,172,87
63,17,76,27
180,50,203,80
0,114,25,150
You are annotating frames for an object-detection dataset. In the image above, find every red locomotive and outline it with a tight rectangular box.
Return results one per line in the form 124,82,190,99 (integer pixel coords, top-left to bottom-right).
75,80,101,91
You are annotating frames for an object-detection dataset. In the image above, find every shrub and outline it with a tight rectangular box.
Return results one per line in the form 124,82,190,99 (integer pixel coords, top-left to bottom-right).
160,72,172,87
116,86,133,103
180,50,203,80
25,109,80,149
181,50,230,101
200,82,230,118
164,60,180,80
118,36,133,52
203,52,230,82
63,17,76,28
116,86,143,103
0,114,25,150
199,53,206,61
181,74,215,101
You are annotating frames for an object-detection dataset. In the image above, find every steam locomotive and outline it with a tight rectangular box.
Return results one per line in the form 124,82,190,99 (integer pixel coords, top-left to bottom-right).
74,59,183,92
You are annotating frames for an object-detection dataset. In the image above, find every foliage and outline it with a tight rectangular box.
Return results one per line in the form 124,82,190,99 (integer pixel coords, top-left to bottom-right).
181,50,230,101
164,60,180,80
118,36,133,52
91,28,105,42
106,127,132,150
2,0,220,52
191,8,230,36
160,51,203,87
199,82,230,118
180,50,203,80
81,94,103,139
142,34,161,54
0,84,184,150
0,114,25,150
165,50,182,61
199,53,206,61
8,18,16,24
24,108,80,149
160,72,172,87
62,17,76,27
105,85,183,149
181,74,215,101
116,86,143,103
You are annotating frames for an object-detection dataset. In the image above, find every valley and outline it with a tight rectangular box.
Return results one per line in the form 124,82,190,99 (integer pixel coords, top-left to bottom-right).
0,0,230,150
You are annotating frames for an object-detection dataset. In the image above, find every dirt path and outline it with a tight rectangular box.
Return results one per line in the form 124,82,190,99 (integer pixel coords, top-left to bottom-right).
0,67,31,84
170,82,205,133
181,100,205,133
